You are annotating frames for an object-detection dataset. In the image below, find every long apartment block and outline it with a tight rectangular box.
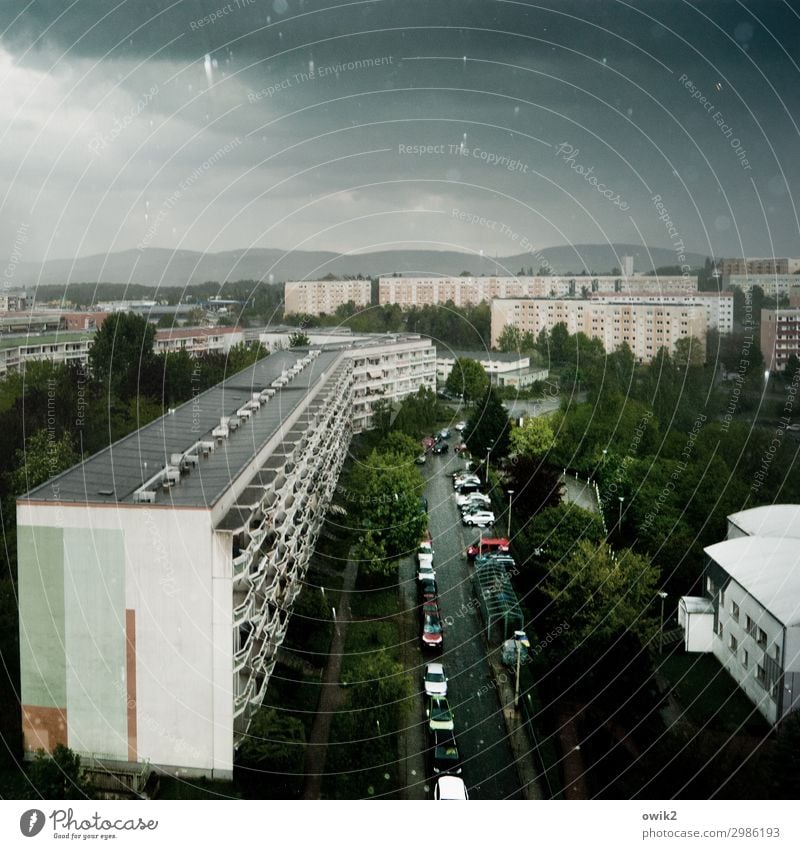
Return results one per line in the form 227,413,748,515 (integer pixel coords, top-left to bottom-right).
378,274,698,308
284,278,372,316
17,336,435,780
491,298,707,363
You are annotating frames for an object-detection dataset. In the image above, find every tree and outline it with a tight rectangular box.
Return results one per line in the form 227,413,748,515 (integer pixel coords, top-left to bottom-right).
540,539,661,652
288,331,310,347
509,416,555,458
445,358,489,405
496,324,522,353
382,430,420,459
156,314,175,328
371,399,393,437
88,312,157,398
674,336,705,368
29,744,89,799
464,385,510,459
6,430,78,497
521,503,606,565
237,708,306,773
392,387,438,436
507,453,563,515
349,449,426,561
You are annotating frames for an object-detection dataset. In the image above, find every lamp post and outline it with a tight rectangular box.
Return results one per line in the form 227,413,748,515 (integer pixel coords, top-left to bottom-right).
485,446,492,486
514,630,530,710
602,448,608,467
617,495,625,534
658,591,668,654
507,490,515,538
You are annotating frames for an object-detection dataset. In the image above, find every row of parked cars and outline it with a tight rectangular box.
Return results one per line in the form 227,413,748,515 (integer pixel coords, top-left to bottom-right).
416,532,469,800
452,470,496,527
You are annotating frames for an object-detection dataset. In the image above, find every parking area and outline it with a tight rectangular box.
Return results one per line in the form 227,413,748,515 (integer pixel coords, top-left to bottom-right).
401,444,523,800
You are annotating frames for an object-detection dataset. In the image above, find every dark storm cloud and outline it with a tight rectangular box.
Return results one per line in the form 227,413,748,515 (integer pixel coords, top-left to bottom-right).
1,0,798,263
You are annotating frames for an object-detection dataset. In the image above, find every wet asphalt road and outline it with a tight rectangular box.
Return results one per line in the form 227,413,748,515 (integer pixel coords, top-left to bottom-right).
414,448,523,800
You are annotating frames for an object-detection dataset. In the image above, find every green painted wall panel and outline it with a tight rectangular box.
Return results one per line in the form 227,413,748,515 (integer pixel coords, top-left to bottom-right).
18,525,66,708
63,527,127,759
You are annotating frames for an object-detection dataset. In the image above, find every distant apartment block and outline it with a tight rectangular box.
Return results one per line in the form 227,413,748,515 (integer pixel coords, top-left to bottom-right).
590,291,733,333
727,274,800,299
0,292,28,311
17,336,434,781
284,279,372,316
720,258,800,276
153,326,245,356
491,298,707,363
0,332,93,378
681,506,800,726
378,274,698,308
761,308,800,371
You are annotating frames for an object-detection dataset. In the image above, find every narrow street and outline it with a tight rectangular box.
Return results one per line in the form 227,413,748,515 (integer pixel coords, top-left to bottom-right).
399,448,524,800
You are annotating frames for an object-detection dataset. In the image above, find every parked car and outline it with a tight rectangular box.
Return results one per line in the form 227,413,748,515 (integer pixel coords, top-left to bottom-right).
432,442,449,454
421,436,435,451
456,491,491,508
427,695,454,732
466,537,510,560
434,775,468,800
455,482,483,498
419,577,438,601
462,510,495,527
432,731,462,775
421,602,444,650
452,472,480,487
424,662,448,696
461,502,490,517
415,454,427,465
418,561,436,581
437,428,451,440
454,442,469,454
455,421,467,432
474,553,516,572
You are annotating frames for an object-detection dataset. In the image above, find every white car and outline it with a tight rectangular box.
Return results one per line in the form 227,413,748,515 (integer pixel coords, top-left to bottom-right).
455,421,467,432
424,662,448,697
434,775,469,800
456,491,491,508
453,476,481,491
418,563,436,582
462,510,495,527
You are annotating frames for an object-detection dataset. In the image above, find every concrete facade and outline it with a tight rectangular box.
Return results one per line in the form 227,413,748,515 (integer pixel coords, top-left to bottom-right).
490,298,707,363
590,291,733,334
17,336,436,779
379,274,698,308
761,308,800,371
284,279,372,316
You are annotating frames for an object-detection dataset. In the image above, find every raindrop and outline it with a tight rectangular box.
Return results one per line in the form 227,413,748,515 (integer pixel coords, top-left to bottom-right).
274,0,288,14
514,106,520,115
734,21,754,43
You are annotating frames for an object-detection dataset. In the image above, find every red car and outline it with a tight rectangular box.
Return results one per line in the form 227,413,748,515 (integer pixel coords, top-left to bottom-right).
466,537,510,560
421,436,435,452
421,601,444,650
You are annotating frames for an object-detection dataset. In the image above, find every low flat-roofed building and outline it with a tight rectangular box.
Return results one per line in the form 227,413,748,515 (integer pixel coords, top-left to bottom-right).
284,279,372,316
154,325,245,356
0,331,94,377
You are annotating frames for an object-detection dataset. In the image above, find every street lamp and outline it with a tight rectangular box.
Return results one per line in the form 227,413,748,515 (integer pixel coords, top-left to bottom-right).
658,591,668,654
514,630,530,710
618,495,625,533
507,490,515,538
602,448,608,467
485,446,492,486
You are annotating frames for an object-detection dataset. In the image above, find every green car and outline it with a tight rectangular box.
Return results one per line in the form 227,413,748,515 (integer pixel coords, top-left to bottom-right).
427,695,454,732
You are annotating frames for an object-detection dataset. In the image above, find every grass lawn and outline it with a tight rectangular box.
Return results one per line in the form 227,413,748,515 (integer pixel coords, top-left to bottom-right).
658,652,770,735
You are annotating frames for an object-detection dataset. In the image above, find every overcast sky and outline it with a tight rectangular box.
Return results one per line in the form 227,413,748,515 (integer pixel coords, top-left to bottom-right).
1,0,799,267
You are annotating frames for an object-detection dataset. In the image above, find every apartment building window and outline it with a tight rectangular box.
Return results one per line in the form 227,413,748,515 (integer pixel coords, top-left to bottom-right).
756,664,766,687
729,634,737,654
717,621,723,639
745,614,753,635
774,644,781,664
757,627,767,648
742,649,749,669
730,601,739,623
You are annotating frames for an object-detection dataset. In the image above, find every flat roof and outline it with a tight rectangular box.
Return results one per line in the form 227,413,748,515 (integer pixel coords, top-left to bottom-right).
437,348,525,363
0,331,92,351
20,348,342,508
680,596,714,614
728,505,800,539
705,537,800,626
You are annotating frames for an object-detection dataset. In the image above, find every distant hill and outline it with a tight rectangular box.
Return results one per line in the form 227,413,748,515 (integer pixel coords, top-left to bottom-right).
16,244,708,288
